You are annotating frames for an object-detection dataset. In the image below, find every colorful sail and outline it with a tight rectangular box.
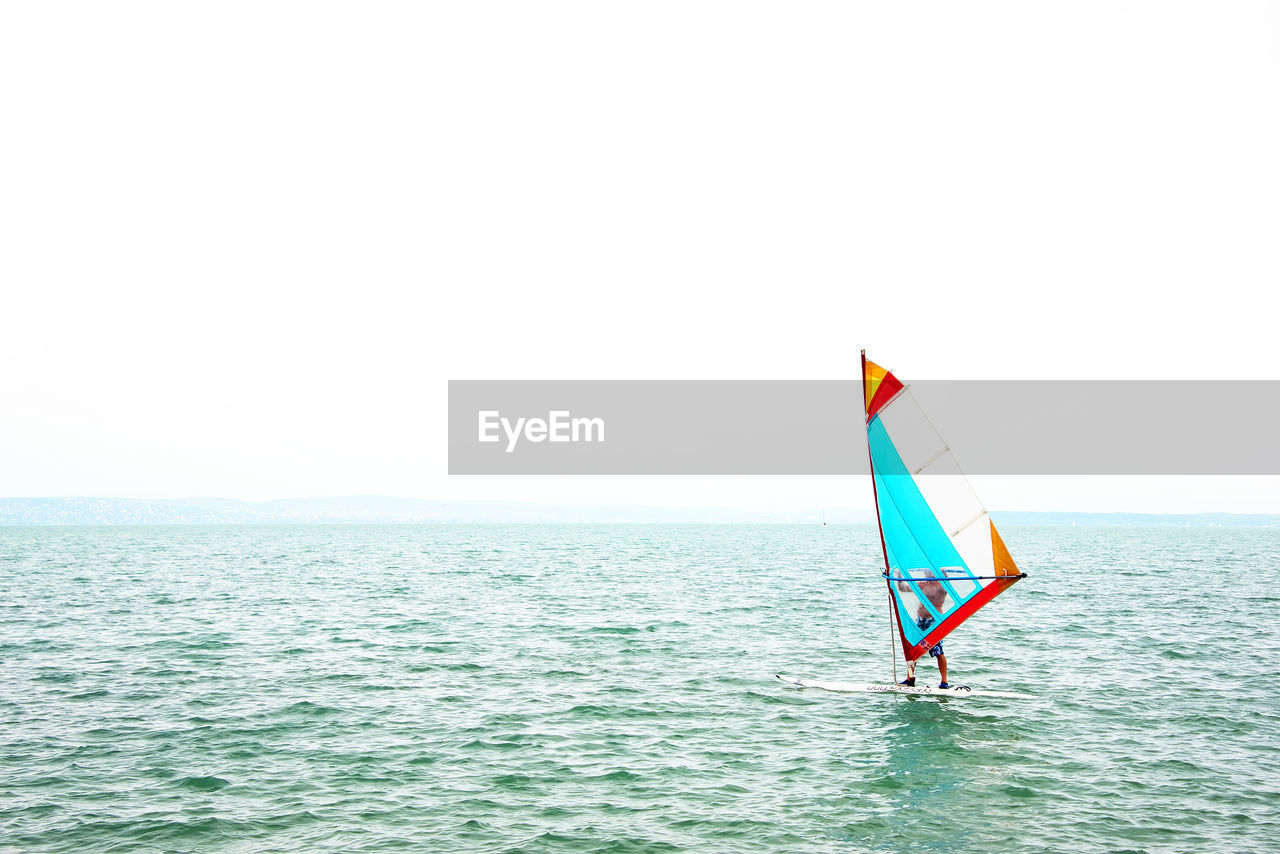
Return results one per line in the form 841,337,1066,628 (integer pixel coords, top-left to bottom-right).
861,352,1025,662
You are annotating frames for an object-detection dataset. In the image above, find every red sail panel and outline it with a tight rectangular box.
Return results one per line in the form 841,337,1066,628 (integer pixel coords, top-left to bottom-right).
864,366,903,422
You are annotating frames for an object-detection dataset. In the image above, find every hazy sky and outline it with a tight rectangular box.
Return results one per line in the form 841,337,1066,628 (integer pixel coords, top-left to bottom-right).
2,3,1278,512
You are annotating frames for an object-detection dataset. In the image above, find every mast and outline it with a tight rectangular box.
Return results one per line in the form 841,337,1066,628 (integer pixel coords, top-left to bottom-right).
861,350,893,578
862,349,901,677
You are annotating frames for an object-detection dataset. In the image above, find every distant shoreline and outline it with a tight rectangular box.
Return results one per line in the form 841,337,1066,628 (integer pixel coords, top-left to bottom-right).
0,497,1276,527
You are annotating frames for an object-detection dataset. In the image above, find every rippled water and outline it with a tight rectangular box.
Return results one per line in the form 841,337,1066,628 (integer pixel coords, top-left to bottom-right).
2,524,1278,852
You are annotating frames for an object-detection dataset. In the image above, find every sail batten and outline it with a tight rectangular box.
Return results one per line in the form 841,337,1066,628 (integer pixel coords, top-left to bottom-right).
911,446,951,475
949,510,987,538
861,352,1025,662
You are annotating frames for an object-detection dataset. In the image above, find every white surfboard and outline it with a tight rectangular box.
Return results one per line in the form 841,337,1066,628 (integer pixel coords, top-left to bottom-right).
776,673,1034,700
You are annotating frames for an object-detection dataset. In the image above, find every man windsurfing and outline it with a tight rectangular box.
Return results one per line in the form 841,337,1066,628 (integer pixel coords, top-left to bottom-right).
895,575,951,689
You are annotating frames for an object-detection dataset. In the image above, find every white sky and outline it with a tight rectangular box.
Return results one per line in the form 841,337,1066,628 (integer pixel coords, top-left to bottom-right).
2,2,1278,512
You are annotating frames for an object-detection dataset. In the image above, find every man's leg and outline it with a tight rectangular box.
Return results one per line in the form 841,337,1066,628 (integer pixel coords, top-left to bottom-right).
936,653,948,684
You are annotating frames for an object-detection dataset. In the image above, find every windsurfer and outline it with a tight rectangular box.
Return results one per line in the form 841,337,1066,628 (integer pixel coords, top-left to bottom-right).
895,575,951,689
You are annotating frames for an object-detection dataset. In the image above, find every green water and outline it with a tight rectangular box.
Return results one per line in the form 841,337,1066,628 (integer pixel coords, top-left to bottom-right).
1,524,1278,852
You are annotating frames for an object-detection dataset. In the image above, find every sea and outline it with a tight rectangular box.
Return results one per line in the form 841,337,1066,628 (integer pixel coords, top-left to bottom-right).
1,524,1278,853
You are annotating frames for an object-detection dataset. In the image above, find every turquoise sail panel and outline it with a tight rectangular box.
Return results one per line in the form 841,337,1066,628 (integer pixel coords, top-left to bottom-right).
868,415,977,647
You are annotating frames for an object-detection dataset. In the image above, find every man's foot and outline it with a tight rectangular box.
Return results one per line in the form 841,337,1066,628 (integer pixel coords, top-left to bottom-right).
898,678,915,687
938,681,951,689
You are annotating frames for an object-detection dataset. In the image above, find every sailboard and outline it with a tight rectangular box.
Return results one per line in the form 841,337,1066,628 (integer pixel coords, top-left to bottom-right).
781,352,1030,700
775,674,1032,700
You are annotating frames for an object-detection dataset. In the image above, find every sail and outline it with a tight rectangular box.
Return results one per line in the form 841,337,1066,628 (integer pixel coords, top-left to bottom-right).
862,352,1024,662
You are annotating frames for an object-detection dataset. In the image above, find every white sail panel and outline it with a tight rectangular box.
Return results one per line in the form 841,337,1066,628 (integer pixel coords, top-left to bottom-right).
875,392,946,475
912,470,994,572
